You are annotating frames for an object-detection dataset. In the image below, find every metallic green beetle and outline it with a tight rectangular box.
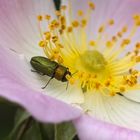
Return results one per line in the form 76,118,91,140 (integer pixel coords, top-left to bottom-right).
30,56,71,89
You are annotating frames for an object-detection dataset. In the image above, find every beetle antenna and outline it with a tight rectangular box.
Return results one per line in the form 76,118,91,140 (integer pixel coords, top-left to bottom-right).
71,71,78,76
42,77,53,89
116,92,140,104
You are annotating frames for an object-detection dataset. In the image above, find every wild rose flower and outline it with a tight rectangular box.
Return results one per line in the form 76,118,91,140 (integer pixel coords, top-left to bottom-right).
1,0,140,139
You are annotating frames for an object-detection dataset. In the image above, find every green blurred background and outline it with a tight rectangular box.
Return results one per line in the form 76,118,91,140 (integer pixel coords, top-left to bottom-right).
0,100,17,138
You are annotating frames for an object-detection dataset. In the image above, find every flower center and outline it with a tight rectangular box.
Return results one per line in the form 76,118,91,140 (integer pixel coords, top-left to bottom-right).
36,2,140,96
79,50,106,72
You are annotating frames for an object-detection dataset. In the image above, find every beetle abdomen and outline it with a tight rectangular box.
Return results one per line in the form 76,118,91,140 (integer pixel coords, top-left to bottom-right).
30,56,58,77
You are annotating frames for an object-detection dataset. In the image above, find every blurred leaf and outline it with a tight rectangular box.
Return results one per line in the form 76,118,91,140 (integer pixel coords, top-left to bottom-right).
4,108,78,140
39,123,55,140
55,122,76,140
5,108,30,140
14,108,30,126
21,121,42,140
0,98,17,139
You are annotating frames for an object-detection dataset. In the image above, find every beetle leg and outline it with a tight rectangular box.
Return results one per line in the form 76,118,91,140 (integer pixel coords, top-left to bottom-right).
31,69,45,76
66,81,69,90
42,77,53,89
31,69,37,72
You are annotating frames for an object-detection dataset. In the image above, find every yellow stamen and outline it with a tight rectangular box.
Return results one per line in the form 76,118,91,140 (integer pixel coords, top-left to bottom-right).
36,2,140,97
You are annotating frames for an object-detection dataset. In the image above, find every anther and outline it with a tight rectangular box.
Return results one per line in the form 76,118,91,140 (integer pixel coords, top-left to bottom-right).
52,48,59,54
136,56,140,62
44,32,51,40
88,2,95,10
117,32,122,38
89,40,96,47
39,41,46,47
112,36,117,42
78,10,84,16
136,43,140,49
48,24,55,30
61,24,66,30
108,19,114,25
37,15,43,21
129,68,133,74
110,92,115,96
81,19,87,27
106,41,113,48
122,26,128,33
133,15,140,26
105,80,110,87
52,36,59,43
119,86,126,92
45,15,51,20
72,21,79,28
134,49,139,56
60,16,66,25
98,25,105,33
59,29,63,35
95,82,101,89
67,26,73,32
56,43,64,49
121,39,131,47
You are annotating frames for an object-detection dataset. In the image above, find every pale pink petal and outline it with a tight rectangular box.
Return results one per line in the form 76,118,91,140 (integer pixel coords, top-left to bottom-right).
0,46,84,105
0,47,81,123
62,0,140,134
62,0,140,38
74,115,140,140
0,78,81,123
81,92,140,131
0,0,55,57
